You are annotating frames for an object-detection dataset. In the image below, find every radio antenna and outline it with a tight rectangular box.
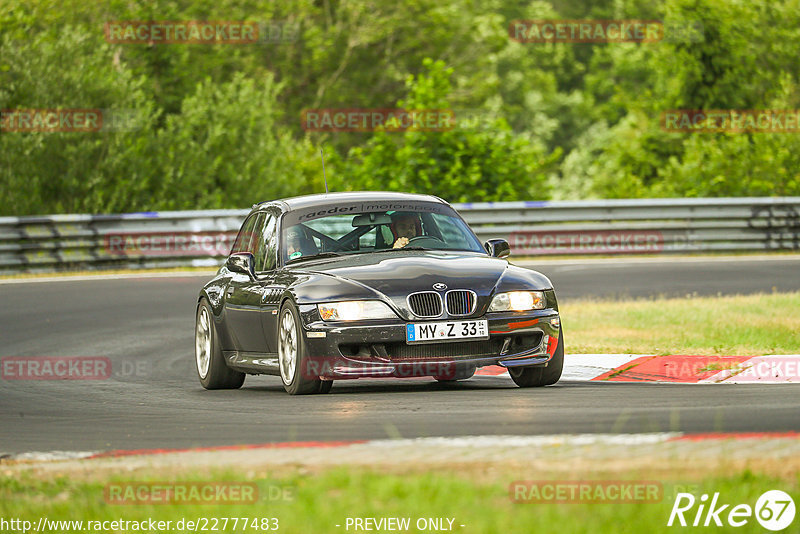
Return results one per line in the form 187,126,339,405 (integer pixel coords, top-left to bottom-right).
320,148,329,193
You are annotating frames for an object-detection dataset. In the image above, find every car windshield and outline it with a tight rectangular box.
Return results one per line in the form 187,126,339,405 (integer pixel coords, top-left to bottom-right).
280,204,484,263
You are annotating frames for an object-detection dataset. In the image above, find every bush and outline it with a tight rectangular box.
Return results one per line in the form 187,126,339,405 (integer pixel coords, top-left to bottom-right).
0,27,321,214
151,73,321,210
0,27,158,214
339,59,559,203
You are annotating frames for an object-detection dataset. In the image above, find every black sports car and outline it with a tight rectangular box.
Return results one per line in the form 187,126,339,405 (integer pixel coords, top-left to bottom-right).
195,192,563,394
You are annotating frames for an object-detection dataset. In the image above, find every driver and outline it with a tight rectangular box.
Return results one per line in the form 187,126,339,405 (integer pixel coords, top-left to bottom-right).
390,212,422,249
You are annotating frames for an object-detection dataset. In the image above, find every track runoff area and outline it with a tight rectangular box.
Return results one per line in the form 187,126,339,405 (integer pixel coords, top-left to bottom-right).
5,353,799,531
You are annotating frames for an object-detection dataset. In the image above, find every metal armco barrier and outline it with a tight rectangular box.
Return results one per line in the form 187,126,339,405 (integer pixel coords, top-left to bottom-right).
1,197,798,272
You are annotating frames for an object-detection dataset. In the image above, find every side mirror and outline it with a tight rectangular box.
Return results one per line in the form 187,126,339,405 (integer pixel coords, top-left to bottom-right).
226,252,255,278
484,239,510,258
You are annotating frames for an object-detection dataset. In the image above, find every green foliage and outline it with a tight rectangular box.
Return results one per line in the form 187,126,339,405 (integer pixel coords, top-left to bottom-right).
573,0,800,198
0,25,159,214
0,10,321,215
152,73,321,210
339,59,558,202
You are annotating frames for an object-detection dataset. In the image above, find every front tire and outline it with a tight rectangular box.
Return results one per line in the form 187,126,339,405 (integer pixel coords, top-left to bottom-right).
278,302,324,395
195,298,245,390
509,327,564,387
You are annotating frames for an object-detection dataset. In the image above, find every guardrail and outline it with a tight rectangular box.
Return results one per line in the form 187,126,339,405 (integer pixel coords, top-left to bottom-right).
1,197,798,272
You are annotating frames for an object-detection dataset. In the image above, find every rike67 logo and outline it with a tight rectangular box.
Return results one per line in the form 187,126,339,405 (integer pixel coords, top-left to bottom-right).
668,490,795,531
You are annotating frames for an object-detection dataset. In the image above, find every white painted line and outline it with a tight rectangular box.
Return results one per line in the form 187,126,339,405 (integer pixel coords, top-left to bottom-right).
2,434,680,462
4,450,98,461
364,433,680,447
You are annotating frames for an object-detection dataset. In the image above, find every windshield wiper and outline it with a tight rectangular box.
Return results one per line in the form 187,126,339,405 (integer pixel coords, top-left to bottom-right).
378,246,430,252
285,251,343,265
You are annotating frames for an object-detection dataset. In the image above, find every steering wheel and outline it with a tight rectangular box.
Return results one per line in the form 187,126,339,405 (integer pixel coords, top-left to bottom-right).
406,235,445,247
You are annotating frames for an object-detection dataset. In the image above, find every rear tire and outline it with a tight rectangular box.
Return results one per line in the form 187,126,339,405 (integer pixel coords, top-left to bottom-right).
195,299,245,390
278,302,323,395
509,327,564,387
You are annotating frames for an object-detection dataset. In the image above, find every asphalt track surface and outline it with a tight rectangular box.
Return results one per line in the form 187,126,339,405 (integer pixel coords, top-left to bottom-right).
2,256,799,455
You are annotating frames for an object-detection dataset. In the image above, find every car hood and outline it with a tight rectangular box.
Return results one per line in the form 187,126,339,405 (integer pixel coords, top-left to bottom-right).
287,251,553,317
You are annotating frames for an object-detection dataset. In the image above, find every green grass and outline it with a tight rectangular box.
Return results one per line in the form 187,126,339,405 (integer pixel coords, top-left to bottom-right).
1,467,797,533
563,291,800,355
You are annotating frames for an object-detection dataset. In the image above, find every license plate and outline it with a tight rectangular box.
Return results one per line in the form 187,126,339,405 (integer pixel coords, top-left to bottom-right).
406,320,488,344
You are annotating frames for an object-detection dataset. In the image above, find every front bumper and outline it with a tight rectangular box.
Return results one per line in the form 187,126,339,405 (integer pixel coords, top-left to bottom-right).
297,305,561,380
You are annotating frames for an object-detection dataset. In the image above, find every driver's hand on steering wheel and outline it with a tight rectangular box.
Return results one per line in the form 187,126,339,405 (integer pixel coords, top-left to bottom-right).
393,237,409,249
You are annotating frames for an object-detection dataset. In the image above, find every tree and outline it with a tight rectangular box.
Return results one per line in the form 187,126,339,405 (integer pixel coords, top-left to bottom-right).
339,59,558,202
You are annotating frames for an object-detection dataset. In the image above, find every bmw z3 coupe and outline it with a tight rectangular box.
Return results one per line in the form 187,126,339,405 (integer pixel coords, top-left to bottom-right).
195,191,563,394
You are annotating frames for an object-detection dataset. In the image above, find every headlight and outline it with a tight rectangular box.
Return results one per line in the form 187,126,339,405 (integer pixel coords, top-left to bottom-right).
488,291,545,312
317,300,396,321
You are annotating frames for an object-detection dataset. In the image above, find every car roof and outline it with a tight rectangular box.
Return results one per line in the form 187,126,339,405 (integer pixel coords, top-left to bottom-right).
255,191,448,212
